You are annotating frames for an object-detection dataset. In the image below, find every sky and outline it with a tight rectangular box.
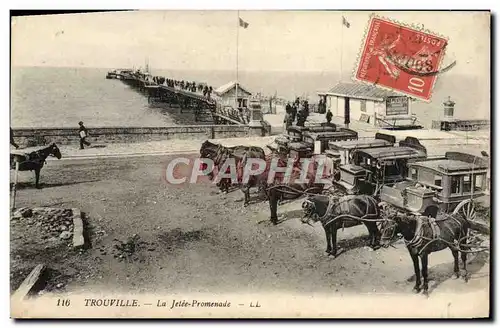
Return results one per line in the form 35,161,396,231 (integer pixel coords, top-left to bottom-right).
11,10,490,77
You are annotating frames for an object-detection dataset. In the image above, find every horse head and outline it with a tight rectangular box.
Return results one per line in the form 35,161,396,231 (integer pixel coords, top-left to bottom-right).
301,194,332,225
50,143,62,159
200,140,216,156
378,203,404,247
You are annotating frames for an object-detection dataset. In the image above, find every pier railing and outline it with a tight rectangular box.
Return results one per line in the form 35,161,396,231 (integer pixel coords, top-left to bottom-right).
214,105,250,125
112,71,265,127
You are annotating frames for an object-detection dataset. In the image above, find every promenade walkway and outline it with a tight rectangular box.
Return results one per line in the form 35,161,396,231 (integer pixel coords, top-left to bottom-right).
11,113,488,160
13,133,487,161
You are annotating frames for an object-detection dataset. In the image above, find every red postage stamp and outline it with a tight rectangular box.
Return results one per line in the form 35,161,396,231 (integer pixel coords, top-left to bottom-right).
354,16,449,101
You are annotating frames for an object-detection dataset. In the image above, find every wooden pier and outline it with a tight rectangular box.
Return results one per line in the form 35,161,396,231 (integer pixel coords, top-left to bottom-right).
116,70,250,126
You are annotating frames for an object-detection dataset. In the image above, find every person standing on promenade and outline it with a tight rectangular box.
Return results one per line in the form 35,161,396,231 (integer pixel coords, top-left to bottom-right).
78,121,91,150
10,128,19,149
296,109,307,127
290,104,297,123
283,108,290,131
326,109,333,124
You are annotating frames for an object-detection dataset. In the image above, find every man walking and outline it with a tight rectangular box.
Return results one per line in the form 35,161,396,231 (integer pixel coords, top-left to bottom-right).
78,121,91,150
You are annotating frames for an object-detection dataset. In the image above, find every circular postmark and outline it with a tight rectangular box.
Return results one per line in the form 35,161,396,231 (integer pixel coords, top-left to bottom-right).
383,27,456,77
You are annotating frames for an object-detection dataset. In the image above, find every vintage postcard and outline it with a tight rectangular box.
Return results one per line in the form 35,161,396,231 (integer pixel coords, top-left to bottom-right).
9,10,491,319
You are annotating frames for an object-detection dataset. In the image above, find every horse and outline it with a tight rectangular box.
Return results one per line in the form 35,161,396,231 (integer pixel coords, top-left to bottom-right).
200,140,265,167
10,143,62,188
210,146,238,194
301,194,382,257
199,140,265,195
262,155,326,225
379,206,472,296
211,145,267,203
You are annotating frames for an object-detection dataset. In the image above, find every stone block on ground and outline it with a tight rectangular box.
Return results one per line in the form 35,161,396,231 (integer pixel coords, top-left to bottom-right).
72,208,85,249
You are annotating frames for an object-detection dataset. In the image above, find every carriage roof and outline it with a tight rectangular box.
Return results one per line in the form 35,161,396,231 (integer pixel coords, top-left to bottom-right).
410,160,488,174
353,146,426,161
339,164,366,174
306,125,337,133
328,138,392,150
303,129,357,139
409,152,489,175
288,142,313,151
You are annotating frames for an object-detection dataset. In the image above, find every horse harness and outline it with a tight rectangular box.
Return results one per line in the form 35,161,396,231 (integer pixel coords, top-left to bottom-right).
306,195,379,229
404,214,466,255
11,148,50,167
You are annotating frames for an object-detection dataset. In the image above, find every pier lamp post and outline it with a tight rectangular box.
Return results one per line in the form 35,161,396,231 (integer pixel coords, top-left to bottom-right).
443,96,455,120
441,96,456,131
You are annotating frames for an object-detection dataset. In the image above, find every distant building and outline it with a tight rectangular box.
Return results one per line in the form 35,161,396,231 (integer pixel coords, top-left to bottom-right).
318,82,416,128
214,81,252,109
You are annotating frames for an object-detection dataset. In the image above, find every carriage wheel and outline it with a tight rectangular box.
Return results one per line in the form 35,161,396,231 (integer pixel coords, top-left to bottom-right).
453,199,477,221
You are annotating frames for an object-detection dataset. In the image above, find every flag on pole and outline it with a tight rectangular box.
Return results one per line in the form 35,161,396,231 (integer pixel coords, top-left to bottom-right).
239,17,249,29
342,16,350,28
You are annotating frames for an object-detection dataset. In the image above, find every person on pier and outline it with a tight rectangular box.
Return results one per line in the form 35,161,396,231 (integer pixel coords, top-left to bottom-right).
78,121,91,150
290,103,297,123
294,97,300,109
284,109,290,131
207,87,212,99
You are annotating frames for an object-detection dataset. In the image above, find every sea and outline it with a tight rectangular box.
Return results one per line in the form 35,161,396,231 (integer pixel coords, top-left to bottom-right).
11,66,490,129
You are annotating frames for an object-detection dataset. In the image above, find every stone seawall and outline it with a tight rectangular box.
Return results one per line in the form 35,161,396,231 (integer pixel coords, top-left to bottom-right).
12,125,264,147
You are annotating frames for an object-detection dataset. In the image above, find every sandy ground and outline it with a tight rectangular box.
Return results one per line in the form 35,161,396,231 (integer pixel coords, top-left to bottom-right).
10,154,490,307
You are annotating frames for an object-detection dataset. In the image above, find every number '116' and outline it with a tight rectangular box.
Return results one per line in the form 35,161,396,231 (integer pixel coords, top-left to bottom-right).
57,299,71,306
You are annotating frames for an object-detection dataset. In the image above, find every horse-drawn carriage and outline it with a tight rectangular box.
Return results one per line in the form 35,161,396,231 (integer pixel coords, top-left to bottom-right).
302,128,358,154
379,151,489,220
374,151,490,295
269,123,358,158
332,136,428,196
325,133,396,165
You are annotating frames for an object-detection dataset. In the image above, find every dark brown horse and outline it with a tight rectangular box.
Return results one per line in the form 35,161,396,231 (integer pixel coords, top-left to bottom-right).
10,143,62,188
379,206,472,296
262,155,326,225
301,194,382,257
200,140,262,159
210,146,238,194
199,140,265,196
210,146,267,204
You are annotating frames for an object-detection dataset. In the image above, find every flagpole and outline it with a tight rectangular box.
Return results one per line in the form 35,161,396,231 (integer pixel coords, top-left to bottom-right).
236,11,240,111
340,14,344,82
